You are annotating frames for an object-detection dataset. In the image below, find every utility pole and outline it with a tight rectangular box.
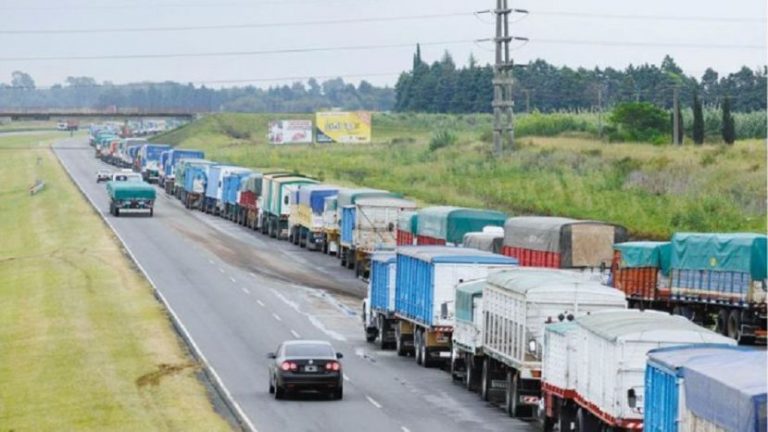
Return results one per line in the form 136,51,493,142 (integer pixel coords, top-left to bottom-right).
523,89,531,113
672,86,680,145
492,0,515,155
597,87,603,138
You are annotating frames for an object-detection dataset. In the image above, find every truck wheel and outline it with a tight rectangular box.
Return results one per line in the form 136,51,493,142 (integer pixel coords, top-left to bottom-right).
576,408,599,432
114,208,120,217
481,357,491,401
396,331,407,357
728,309,742,342
450,356,461,382
465,355,476,392
506,371,532,418
558,401,576,432
716,309,729,335
149,208,154,217
414,330,423,365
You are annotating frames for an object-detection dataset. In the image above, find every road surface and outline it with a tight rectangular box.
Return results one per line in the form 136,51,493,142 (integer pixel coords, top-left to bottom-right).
53,138,538,432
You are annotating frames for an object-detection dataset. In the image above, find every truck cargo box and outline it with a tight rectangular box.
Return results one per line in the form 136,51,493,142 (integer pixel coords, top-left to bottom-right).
612,241,671,301
397,211,418,246
669,233,767,304
180,160,216,194
483,268,626,375
502,216,628,269
222,170,253,205
541,321,579,398
417,206,507,246
106,181,156,200
164,149,205,179
206,165,251,200
266,176,317,217
237,173,263,209
644,344,743,432
338,189,400,247
453,279,486,354
463,229,504,254
323,195,340,232
394,246,517,328
369,251,397,313
571,310,733,428
679,349,766,432
350,196,417,252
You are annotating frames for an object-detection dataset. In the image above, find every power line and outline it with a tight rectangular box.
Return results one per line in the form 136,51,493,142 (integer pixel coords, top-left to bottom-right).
0,12,475,34
0,39,477,62
533,10,765,23
0,0,360,11
531,38,765,50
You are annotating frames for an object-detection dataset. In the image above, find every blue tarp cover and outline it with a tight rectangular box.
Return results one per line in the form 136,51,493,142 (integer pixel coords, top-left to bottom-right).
682,349,767,432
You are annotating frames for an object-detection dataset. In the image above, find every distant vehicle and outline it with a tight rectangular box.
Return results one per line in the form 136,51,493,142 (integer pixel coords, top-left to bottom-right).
267,340,343,400
106,181,156,217
58,120,79,131
57,121,68,131
111,172,143,183
96,169,112,183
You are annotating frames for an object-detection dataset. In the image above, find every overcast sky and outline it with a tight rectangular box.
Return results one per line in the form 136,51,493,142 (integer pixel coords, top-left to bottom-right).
0,0,765,88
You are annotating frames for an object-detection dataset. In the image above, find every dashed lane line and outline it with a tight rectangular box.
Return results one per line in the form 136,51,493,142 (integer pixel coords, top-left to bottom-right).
272,313,282,322
366,396,382,409
290,329,301,339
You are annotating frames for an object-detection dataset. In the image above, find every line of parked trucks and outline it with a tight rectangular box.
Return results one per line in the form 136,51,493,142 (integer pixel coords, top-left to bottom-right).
87,131,767,432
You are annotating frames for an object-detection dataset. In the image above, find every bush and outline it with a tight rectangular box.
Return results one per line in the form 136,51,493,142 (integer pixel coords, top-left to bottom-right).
609,102,668,143
429,130,457,151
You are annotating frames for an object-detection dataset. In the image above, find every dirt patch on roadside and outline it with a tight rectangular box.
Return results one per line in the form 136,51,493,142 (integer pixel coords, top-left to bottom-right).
136,362,200,388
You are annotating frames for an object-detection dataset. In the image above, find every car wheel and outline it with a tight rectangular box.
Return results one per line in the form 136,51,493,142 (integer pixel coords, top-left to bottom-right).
334,386,343,400
274,385,285,400
268,374,275,394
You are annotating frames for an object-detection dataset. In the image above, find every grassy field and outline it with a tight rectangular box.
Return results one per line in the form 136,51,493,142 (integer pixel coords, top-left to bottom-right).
0,133,230,431
155,113,766,239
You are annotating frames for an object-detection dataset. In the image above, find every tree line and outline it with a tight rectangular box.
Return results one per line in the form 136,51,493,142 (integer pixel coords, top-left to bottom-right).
395,46,767,113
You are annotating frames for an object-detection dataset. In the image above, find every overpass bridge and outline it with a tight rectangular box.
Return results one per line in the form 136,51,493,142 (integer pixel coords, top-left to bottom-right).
0,108,199,120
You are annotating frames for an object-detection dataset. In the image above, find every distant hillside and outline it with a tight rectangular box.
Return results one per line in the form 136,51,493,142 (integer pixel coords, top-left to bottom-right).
156,112,767,239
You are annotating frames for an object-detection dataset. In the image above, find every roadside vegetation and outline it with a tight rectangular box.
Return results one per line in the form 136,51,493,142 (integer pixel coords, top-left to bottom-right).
0,133,229,431
156,112,766,239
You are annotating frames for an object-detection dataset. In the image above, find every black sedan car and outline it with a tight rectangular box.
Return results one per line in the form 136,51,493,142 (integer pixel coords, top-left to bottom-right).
268,340,344,400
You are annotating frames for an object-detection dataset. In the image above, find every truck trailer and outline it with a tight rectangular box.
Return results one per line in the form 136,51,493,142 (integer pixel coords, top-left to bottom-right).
294,184,339,251
106,181,156,217
644,344,758,432
478,268,627,418
234,172,264,230
322,194,341,255
416,206,507,246
396,211,418,246
203,165,251,216
540,309,734,432
261,175,317,239
393,247,518,367
362,251,398,349
138,143,171,183
161,149,205,195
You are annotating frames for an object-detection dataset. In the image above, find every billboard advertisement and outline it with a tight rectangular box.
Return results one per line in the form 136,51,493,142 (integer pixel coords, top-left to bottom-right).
268,120,313,144
315,111,372,144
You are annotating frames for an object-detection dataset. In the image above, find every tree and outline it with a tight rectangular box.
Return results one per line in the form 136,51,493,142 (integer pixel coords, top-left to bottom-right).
609,102,668,142
692,89,704,144
721,95,736,144
11,71,35,89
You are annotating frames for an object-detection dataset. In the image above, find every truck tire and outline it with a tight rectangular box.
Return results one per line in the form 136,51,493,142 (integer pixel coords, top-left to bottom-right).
395,328,408,357
716,309,729,336
506,371,532,418
414,330,423,365
728,309,742,342
481,357,492,401
149,208,154,217
576,408,599,432
465,355,477,392
558,402,576,432
114,208,120,217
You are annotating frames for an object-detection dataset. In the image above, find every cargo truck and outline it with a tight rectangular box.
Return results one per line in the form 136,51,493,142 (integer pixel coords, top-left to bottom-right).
106,181,156,217
501,217,628,271
162,149,205,195
261,175,317,239
203,165,252,215
362,251,398,348
222,170,255,222
322,195,341,255
416,206,507,246
337,189,400,268
115,138,147,168
234,172,264,230
644,345,759,432
343,195,417,279
611,241,671,308
173,157,212,199
666,233,767,344
450,278,486,391
177,160,216,209
137,143,171,183
477,269,627,418
540,309,733,432
396,211,418,246
393,247,518,367
462,227,505,254
293,184,339,251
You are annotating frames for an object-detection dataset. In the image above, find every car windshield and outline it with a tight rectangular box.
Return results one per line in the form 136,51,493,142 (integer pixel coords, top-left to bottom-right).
284,343,334,357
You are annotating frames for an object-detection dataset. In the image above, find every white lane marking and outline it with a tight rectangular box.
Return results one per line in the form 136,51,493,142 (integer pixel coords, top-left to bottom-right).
401,427,411,432
343,374,350,382
290,329,301,339
272,313,282,321
241,287,250,295
218,267,225,274
269,288,346,341
53,145,259,432
249,272,257,278
256,300,265,307
208,259,214,264
229,276,237,283
365,396,382,409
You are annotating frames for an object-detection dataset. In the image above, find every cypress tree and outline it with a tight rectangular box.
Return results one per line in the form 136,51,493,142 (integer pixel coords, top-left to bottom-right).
721,95,736,144
692,89,704,144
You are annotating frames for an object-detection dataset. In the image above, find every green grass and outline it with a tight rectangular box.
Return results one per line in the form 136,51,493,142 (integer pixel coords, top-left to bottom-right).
155,113,767,239
0,133,230,431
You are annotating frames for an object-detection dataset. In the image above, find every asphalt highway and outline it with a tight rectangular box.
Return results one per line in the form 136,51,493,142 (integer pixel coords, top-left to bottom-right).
53,137,538,432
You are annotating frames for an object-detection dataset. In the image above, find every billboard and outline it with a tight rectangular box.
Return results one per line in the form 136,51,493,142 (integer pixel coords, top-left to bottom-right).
315,111,372,144
268,120,313,145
